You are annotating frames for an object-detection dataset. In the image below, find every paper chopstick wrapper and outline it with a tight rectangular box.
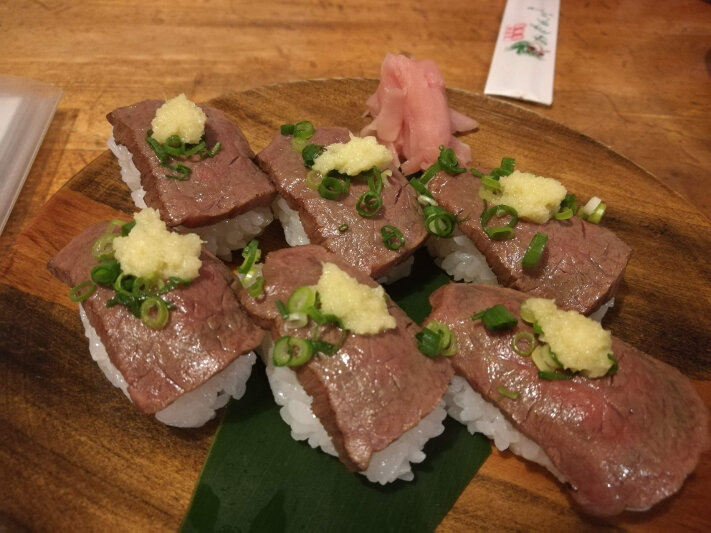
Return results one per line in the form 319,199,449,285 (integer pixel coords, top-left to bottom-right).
484,0,560,105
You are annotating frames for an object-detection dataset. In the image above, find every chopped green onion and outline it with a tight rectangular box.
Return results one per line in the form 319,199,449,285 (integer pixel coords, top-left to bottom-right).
409,177,431,197
275,300,289,319
121,220,136,236
522,232,548,268
497,385,519,400
145,130,219,180
140,296,169,330
423,205,457,237
68,280,96,302
287,286,316,314
472,304,518,331
309,334,346,356
511,331,536,356
207,142,222,157
381,225,405,250
91,259,121,286
607,353,619,375
183,140,207,157
586,202,607,224
367,168,384,195
437,146,466,175
280,123,295,135
237,240,261,275
555,193,577,220
472,157,516,181
549,349,564,369
356,191,382,217
302,144,324,167
338,223,349,233
145,134,168,164
415,328,442,357
480,204,518,240
272,336,314,367
293,121,315,139
427,321,457,356
131,276,156,296
481,176,502,192
284,311,308,329
419,146,465,184
578,196,607,224
532,323,544,335
92,233,117,261
318,176,344,200
113,272,134,295
305,170,322,191
418,194,438,207
554,208,574,220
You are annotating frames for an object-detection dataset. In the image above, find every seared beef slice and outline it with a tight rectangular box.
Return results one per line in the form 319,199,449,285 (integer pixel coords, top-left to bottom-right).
427,283,709,516
238,245,453,471
257,127,428,279
48,221,264,413
108,100,275,227
427,170,632,315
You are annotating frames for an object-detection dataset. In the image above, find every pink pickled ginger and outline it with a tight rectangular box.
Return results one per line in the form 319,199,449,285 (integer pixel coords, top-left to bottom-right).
361,53,478,175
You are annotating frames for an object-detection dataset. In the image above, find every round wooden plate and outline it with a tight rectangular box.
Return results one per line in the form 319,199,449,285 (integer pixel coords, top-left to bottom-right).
1,79,709,531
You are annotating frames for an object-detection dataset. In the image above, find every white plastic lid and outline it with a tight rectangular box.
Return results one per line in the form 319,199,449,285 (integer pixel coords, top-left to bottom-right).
0,75,62,235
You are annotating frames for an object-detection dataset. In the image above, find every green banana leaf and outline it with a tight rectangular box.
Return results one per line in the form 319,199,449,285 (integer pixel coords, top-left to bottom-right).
181,250,491,532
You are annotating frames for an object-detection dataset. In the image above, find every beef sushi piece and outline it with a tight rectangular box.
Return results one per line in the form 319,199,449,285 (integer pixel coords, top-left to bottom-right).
256,127,428,281
107,97,276,259
48,218,265,427
426,169,632,315
237,244,453,483
426,283,709,516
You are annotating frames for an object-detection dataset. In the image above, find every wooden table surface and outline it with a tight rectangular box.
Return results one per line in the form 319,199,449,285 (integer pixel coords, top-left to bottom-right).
1,1,710,531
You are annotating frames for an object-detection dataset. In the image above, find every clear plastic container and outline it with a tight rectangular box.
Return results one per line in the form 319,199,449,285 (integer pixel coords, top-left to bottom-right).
0,75,62,234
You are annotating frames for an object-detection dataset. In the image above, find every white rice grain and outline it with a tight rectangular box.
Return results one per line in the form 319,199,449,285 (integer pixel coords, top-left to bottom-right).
261,339,446,484
107,133,273,260
271,196,311,246
445,375,565,482
79,306,256,428
427,228,498,285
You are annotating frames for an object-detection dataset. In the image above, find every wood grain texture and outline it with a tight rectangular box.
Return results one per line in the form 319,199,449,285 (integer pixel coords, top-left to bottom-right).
1,79,709,532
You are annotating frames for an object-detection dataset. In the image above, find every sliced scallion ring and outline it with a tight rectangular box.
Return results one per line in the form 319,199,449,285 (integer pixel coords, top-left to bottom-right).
480,204,518,240
140,296,169,330
381,225,405,250
287,286,316,314
356,191,382,217
92,233,117,261
318,176,344,200
68,280,96,302
272,336,314,367
305,170,323,191
511,331,536,356
423,205,457,237
90,259,121,286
